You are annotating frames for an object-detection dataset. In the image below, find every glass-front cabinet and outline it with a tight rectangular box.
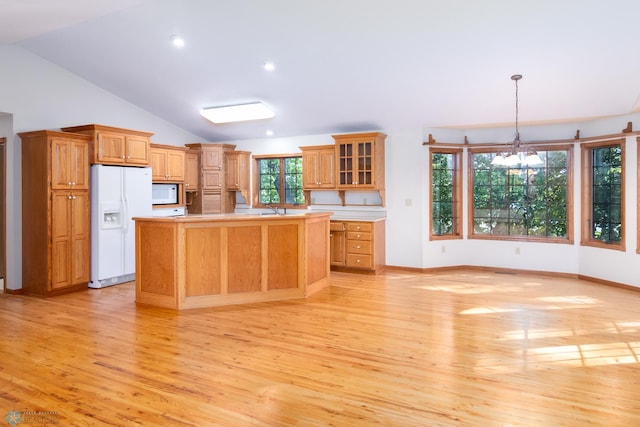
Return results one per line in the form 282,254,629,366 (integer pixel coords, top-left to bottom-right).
333,132,386,190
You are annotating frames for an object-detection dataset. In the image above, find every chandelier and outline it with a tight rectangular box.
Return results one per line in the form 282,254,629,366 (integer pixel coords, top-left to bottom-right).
491,74,543,167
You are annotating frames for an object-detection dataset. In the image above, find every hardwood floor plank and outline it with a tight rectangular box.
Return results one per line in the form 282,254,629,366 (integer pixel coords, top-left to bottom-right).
1,270,640,425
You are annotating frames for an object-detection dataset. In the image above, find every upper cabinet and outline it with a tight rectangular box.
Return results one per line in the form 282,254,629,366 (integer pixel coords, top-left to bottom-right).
300,144,336,189
184,143,238,214
184,149,199,191
150,143,185,182
225,150,251,200
61,124,153,166
333,132,385,190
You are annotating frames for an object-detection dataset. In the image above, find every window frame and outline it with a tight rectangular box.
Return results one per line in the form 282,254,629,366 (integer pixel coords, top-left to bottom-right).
580,138,625,251
429,147,463,240
467,144,574,243
252,153,306,209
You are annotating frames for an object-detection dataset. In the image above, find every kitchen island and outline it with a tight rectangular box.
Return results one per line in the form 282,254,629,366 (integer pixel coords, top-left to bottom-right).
134,212,331,310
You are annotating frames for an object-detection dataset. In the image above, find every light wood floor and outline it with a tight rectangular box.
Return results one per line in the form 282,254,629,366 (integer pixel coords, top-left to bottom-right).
1,270,640,426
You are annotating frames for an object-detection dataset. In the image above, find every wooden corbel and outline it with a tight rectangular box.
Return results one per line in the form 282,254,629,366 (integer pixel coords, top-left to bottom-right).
622,121,633,133
574,129,580,140
423,133,437,145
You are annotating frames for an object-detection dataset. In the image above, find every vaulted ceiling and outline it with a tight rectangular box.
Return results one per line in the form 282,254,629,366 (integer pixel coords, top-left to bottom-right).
4,0,640,141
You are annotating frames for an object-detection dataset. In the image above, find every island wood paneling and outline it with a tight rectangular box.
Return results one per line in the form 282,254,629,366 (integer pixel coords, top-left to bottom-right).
306,219,329,286
267,224,298,290
137,223,176,298
185,227,222,296
228,225,262,293
135,213,331,309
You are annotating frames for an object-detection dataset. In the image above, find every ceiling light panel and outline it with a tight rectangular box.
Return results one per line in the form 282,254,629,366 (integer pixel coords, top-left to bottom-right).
200,102,275,124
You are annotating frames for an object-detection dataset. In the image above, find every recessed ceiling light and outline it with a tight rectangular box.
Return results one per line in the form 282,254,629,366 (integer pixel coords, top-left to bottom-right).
266,130,274,136
200,102,275,124
264,61,275,71
170,35,185,48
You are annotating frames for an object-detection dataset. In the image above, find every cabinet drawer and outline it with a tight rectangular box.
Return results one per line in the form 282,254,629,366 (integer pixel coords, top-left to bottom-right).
346,254,373,269
346,231,372,241
330,222,346,232
347,240,372,254
346,222,372,232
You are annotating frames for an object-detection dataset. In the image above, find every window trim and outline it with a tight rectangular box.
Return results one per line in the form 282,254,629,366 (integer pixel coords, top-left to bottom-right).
252,153,307,208
580,138,625,251
467,144,574,243
429,147,463,240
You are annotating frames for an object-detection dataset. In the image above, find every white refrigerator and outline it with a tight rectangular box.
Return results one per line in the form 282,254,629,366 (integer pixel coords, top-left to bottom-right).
89,165,152,288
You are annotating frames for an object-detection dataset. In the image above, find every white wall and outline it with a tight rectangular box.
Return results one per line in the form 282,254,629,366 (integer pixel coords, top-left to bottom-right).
0,45,202,289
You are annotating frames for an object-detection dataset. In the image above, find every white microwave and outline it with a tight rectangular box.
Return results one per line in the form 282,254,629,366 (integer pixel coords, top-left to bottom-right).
152,183,179,205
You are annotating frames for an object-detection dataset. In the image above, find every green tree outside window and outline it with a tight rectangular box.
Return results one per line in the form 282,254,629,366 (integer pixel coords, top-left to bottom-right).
471,150,568,238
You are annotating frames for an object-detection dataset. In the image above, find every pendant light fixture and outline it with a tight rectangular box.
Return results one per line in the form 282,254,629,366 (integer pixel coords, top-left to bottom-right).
491,74,543,167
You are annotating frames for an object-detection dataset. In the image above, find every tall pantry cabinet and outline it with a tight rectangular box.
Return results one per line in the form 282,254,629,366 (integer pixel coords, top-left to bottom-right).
20,130,92,296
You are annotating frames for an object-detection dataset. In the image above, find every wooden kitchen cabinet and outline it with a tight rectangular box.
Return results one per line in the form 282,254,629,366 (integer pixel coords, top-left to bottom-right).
150,143,186,182
184,149,199,191
330,219,385,274
329,221,346,266
225,150,251,203
185,143,237,214
333,132,385,190
62,124,153,166
300,144,336,189
20,130,92,296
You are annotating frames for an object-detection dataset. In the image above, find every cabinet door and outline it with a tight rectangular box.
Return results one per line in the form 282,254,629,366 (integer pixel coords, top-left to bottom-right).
51,192,72,290
150,148,168,181
226,155,240,190
96,132,126,163
51,138,71,190
167,150,185,181
202,148,223,170
125,135,150,165
330,230,346,266
70,191,90,285
51,191,90,290
355,141,374,187
71,139,89,190
302,150,321,189
226,152,250,191
337,143,354,187
318,148,336,188
203,170,223,190
185,152,199,190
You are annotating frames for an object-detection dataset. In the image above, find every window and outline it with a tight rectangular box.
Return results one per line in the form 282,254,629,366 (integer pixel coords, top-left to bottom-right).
470,146,572,241
430,148,462,239
581,139,624,249
253,155,305,207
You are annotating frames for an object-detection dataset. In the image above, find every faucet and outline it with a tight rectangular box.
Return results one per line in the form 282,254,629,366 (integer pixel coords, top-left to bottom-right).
266,204,279,215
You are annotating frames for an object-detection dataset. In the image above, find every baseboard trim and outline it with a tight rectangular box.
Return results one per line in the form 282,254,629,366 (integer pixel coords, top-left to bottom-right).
384,264,639,292
578,274,640,292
